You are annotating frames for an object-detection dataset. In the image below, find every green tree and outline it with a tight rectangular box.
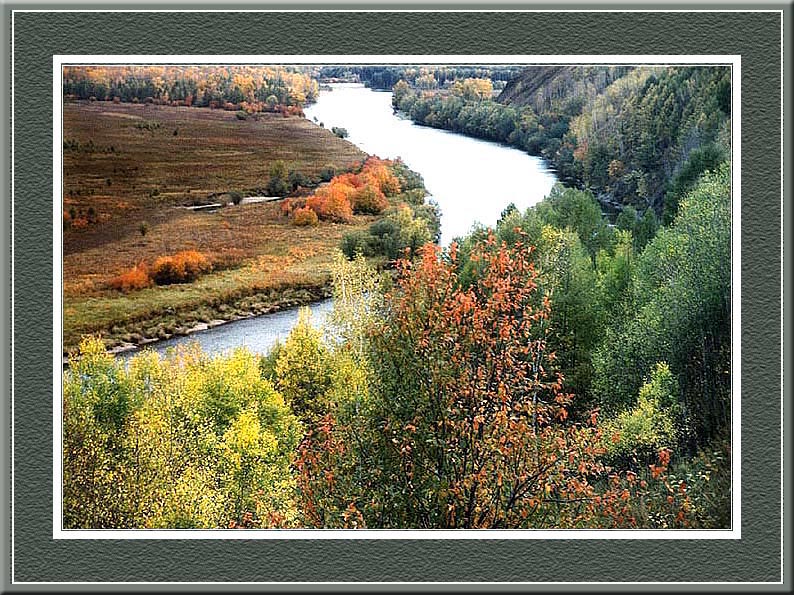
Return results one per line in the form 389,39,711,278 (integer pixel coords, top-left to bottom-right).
267,160,289,196
593,164,730,448
536,184,614,260
63,339,301,528
603,362,679,462
275,308,334,423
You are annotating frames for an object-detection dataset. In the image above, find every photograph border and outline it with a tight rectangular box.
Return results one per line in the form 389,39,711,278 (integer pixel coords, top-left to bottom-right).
7,5,788,587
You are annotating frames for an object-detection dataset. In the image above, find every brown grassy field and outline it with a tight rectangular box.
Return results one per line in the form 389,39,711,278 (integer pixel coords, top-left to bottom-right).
62,101,369,353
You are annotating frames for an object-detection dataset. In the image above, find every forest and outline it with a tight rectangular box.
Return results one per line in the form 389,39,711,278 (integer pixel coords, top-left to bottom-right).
63,65,318,113
389,65,730,223
62,64,732,530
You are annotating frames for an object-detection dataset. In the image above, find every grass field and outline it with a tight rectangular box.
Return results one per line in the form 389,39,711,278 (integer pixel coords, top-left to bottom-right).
62,101,369,353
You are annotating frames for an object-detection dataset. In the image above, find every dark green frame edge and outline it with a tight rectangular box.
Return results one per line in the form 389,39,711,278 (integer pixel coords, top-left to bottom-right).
6,7,786,586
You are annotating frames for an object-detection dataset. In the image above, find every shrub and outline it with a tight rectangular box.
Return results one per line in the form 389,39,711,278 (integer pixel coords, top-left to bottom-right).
331,126,349,138
322,192,353,223
366,218,401,259
267,160,289,196
291,206,319,227
109,263,152,293
307,185,354,223
360,158,401,196
369,205,431,260
138,221,149,237
341,230,374,259
391,159,425,191
351,184,388,215
305,194,327,218
236,110,248,120
287,170,308,192
151,250,211,285
603,362,679,462
400,188,427,206
319,166,336,182
334,172,363,189
229,191,243,205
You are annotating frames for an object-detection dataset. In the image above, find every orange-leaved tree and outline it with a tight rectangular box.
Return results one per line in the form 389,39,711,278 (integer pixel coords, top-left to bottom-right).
296,234,694,529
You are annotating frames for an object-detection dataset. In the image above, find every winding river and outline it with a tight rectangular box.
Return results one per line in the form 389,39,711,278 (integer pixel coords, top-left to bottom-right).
121,83,558,360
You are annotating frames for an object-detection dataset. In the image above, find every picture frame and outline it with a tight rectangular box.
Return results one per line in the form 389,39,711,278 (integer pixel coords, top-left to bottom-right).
4,3,787,589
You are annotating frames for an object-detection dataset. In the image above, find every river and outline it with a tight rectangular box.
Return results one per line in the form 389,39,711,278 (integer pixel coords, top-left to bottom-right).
121,83,558,360
304,84,557,245
117,298,334,362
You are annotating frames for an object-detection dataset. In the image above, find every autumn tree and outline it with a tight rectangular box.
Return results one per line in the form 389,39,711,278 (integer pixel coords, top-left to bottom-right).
63,339,301,529
301,237,616,528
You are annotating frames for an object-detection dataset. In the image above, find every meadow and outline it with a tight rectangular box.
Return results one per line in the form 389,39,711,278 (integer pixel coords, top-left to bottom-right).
62,101,368,352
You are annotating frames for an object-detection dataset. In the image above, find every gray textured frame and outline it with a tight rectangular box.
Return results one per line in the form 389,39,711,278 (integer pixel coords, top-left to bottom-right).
4,5,788,588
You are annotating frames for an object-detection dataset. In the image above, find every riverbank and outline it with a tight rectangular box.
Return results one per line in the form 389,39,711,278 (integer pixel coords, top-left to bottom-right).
94,280,333,358
61,196,379,355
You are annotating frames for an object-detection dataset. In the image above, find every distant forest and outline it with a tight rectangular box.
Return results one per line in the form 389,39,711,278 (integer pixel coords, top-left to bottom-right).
63,65,319,113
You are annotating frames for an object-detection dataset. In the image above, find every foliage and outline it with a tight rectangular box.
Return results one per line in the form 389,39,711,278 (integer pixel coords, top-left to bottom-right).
287,169,308,192
340,229,375,259
603,362,679,462
64,65,318,109
370,205,432,260
460,186,612,406
663,142,728,224
351,184,388,215
308,186,354,223
325,251,383,361
296,238,695,528
63,337,301,528
393,65,730,214
595,229,634,321
616,205,658,252
291,205,319,226
108,263,152,293
359,157,402,196
666,432,731,528
319,165,336,182
275,308,334,423
593,164,731,448
150,250,212,285
267,160,289,196
533,184,614,259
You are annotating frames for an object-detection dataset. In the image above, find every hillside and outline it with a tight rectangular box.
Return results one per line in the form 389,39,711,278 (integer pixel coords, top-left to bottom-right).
390,64,730,219
496,65,633,112
497,65,731,216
